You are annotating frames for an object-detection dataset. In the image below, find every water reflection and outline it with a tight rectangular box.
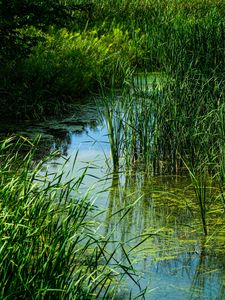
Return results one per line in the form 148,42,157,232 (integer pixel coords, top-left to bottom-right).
103,170,225,299
0,98,103,159
2,98,224,299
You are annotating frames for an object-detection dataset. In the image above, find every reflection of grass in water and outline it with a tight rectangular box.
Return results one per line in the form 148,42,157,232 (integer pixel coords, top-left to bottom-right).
104,170,225,263
102,169,225,299
102,70,225,239
101,77,160,174
0,137,149,299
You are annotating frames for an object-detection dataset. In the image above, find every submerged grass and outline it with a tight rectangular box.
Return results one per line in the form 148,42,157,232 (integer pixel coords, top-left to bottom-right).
0,136,147,299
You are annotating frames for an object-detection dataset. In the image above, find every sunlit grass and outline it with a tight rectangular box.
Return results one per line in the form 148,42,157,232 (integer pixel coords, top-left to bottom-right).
0,137,147,299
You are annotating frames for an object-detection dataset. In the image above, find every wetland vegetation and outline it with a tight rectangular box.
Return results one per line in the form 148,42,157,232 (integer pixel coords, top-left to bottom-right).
0,0,225,299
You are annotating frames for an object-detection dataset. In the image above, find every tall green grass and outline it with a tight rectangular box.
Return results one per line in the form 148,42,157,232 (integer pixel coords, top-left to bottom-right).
93,0,225,231
0,136,147,299
0,24,140,120
1,0,224,119
102,83,225,236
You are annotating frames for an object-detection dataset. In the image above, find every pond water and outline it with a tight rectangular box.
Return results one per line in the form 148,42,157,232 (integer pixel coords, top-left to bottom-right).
1,95,225,299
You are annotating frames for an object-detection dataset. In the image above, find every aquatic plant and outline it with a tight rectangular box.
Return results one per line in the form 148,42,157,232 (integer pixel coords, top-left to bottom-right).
103,93,124,171
0,136,147,299
102,67,224,237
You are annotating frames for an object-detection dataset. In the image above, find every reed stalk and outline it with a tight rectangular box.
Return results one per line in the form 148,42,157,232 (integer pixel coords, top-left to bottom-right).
0,136,146,299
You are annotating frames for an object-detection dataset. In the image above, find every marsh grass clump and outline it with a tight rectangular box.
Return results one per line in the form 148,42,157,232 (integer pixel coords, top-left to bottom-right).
103,67,224,236
99,0,224,175
0,137,145,299
102,78,161,174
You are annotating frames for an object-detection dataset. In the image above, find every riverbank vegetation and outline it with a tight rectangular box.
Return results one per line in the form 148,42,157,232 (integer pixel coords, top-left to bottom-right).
0,0,225,297
1,0,224,119
0,137,148,299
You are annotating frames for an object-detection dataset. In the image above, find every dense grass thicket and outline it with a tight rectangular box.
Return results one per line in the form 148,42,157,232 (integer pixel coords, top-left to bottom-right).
1,26,138,119
97,0,225,236
0,0,225,297
1,0,224,119
0,137,147,299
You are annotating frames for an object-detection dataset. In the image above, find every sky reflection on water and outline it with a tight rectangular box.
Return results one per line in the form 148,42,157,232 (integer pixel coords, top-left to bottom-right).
3,100,224,300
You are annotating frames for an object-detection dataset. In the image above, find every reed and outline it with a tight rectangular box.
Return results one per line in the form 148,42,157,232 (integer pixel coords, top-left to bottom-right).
0,137,146,299
183,162,212,236
102,67,224,237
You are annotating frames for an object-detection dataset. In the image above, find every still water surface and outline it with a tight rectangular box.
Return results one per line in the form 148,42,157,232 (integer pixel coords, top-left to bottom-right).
2,98,225,299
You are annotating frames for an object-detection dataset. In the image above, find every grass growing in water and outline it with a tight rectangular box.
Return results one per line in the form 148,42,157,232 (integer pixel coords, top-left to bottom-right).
0,136,147,299
102,70,225,235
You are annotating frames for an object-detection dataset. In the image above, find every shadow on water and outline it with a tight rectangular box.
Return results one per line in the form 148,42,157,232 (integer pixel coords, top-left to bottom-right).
0,98,104,159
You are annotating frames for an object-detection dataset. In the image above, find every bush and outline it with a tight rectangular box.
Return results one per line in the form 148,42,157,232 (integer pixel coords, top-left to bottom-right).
0,25,143,119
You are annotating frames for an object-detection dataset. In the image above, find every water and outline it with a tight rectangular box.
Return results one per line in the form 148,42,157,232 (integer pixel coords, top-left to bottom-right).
1,96,225,299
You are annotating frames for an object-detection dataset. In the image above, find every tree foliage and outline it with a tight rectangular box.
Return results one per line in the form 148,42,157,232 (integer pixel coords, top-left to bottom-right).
0,0,93,59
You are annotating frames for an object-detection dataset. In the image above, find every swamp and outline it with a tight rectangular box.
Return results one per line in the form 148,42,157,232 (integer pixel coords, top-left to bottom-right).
0,0,225,299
